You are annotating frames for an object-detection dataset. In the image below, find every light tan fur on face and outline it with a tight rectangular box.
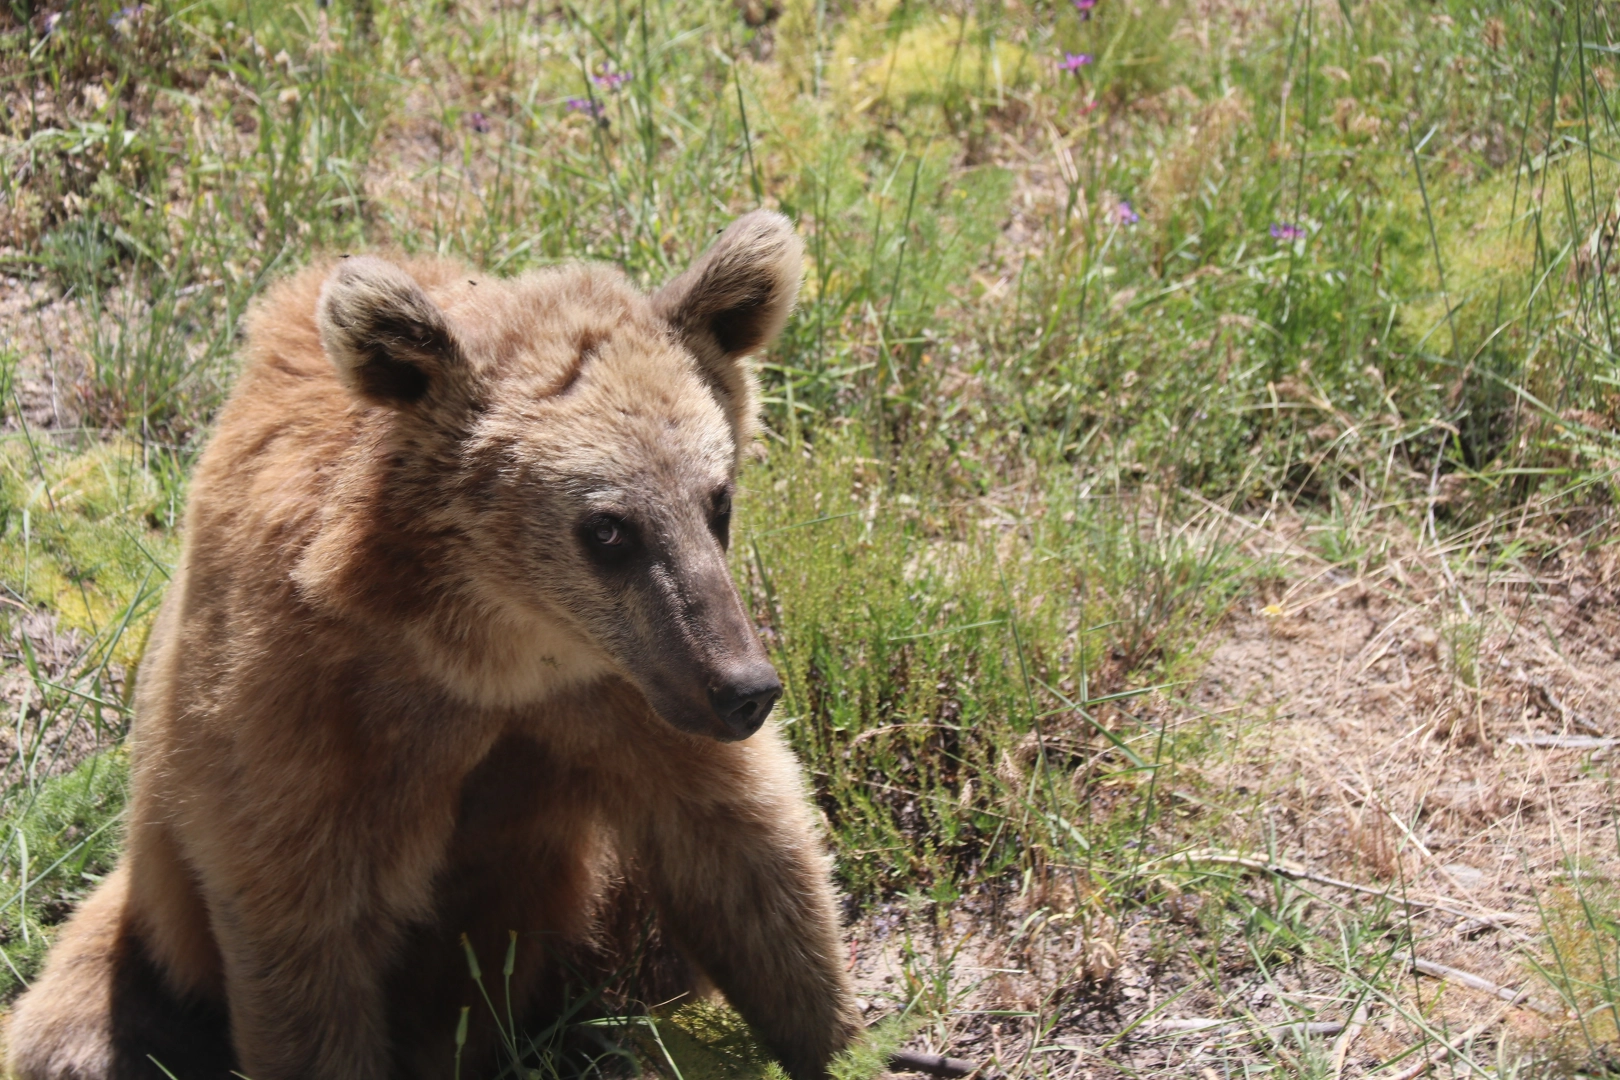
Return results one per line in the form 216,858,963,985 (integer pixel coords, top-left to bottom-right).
5,212,857,1080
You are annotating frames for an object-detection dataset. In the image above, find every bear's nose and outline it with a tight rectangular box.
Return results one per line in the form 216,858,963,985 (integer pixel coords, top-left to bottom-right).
711,674,783,740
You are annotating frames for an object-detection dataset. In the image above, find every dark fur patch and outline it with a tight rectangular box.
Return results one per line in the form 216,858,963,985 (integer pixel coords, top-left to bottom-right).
321,266,465,407
357,350,431,403
367,310,454,357
353,309,459,404
108,933,237,1080
709,289,771,354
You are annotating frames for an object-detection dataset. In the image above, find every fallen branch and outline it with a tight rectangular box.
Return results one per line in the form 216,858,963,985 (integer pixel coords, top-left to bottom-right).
887,1050,983,1078
1409,957,1562,1016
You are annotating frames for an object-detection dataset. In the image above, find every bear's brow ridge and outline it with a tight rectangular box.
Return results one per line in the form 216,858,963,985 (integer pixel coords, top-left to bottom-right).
542,330,602,398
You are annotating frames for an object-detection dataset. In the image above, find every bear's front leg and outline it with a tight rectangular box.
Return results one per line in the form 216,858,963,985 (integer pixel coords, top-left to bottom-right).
179,771,457,1080
207,896,399,1080
628,727,860,1080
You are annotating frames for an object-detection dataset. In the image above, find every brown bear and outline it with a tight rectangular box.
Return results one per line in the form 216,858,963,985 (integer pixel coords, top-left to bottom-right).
6,211,859,1080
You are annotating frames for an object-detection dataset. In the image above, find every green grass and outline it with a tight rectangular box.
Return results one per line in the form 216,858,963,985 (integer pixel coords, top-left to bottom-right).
742,441,1245,900
3,0,1620,1075
0,748,127,999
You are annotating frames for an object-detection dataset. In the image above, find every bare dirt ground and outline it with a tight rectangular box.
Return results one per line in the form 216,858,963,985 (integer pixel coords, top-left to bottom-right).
852,513,1618,1078
0,609,124,791
0,274,83,433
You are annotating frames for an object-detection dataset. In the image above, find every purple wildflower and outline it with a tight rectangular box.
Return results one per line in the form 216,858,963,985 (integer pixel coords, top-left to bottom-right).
1061,52,1093,73
594,70,632,90
1117,200,1139,225
110,4,143,29
1270,222,1305,241
565,97,605,118
1074,0,1097,18
467,111,491,134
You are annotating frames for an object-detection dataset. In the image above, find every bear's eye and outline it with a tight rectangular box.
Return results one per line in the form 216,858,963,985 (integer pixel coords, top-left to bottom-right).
711,490,733,547
588,516,627,549
580,514,637,568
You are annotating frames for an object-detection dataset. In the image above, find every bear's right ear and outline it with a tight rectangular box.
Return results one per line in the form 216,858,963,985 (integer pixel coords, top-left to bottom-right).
316,256,466,408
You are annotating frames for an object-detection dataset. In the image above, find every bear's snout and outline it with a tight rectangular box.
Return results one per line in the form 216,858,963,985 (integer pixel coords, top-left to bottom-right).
710,670,783,740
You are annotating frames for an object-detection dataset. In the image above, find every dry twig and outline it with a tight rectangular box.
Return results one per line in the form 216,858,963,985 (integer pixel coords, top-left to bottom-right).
1526,680,1607,736
1505,734,1617,750
1145,1018,1344,1039
1381,1002,1512,1080
1329,1002,1369,1080
1408,957,1561,1016
1162,850,1529,931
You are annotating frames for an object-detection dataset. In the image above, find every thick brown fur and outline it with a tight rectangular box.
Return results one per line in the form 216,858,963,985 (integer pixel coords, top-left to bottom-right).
6,212,858,1080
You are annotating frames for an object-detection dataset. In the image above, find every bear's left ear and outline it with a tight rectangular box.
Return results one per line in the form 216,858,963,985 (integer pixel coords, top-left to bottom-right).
317,256,470,410
652,211,803,446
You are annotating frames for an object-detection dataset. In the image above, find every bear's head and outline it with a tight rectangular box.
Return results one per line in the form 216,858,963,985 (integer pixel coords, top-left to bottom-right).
309,212,801,741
